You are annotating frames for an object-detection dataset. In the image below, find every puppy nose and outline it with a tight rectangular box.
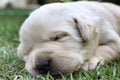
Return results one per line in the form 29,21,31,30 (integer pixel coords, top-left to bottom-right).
35,59,50,74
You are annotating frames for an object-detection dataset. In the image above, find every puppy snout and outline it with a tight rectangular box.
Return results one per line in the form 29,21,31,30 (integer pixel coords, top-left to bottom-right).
35,59,50,75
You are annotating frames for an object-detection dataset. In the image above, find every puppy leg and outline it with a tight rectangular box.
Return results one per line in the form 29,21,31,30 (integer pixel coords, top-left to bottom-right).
83,43,120,70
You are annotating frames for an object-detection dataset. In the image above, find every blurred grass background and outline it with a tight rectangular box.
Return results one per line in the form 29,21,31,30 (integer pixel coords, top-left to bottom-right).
0,0,120,80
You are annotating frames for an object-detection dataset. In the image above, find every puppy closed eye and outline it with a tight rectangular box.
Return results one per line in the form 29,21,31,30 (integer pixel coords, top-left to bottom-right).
51,32,70,41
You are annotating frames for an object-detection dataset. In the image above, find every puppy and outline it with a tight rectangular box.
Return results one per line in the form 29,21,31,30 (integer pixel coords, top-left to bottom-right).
18,1,120,77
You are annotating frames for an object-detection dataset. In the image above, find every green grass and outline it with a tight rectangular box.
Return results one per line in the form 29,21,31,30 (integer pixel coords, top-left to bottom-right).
0,9,120,80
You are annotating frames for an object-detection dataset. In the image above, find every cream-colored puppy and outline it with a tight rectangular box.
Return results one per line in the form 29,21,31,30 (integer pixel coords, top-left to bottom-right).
18,1,120,77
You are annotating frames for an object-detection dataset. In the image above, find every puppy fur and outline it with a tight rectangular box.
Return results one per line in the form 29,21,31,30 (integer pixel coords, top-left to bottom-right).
18,1,120,77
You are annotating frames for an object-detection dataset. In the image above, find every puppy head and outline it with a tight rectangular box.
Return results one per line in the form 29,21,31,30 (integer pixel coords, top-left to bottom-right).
18,3,99,77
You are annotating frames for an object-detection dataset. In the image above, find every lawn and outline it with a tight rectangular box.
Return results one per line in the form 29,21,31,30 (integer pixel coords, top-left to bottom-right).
0,9,120,80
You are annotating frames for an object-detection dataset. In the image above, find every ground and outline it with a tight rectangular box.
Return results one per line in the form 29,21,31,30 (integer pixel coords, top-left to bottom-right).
0,9,120,80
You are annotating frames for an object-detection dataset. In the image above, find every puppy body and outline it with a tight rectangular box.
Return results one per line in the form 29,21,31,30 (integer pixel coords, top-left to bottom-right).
18,1,120,76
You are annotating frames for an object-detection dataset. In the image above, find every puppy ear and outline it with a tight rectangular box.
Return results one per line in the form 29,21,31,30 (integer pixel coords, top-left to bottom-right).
73,18,99,43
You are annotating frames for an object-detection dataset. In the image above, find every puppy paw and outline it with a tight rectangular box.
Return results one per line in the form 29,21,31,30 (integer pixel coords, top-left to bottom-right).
82,57,104,70
82,62,97,70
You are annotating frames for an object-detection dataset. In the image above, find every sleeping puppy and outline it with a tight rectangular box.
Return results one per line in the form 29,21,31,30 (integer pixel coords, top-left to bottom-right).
18,1,120,77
